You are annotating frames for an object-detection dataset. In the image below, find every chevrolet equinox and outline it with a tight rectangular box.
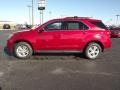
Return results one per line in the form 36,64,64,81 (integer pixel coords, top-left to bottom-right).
7,17,111,59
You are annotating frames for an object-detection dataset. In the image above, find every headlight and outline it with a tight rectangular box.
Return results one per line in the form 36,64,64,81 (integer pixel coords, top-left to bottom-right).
8,34,14,39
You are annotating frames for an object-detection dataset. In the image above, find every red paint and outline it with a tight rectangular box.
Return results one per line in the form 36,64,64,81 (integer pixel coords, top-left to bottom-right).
7,17,111,54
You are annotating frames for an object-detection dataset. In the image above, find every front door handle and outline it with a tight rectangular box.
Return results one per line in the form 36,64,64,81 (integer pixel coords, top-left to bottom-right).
55,34,60,38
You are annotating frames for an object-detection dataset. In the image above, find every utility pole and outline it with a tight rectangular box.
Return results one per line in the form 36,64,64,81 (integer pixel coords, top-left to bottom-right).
32,0,34,26
27,5,32,25
116,14,120,25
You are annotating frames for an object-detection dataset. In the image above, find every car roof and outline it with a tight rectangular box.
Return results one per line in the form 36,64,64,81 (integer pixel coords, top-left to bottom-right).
55,17,101,22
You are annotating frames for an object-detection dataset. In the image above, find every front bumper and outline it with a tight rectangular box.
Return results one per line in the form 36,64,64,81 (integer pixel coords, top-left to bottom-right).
7,39,14,54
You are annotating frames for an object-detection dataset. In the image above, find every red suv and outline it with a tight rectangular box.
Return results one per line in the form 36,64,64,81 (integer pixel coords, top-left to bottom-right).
7,17,111,59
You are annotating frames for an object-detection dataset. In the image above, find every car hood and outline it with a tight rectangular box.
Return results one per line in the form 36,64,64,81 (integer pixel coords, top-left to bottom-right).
12,29,35,36
14,29,32,33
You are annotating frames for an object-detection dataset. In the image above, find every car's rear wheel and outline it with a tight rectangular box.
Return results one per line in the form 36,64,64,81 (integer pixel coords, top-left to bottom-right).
14,42,33,59
85,43,102,59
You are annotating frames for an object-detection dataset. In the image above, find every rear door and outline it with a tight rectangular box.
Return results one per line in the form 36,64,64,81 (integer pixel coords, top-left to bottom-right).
59,21,89,50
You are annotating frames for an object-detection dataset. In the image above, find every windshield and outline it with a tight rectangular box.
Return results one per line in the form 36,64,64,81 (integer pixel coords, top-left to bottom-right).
91,21,108,29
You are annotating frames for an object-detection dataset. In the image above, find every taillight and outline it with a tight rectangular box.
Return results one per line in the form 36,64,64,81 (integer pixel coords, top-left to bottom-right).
106,30,111,38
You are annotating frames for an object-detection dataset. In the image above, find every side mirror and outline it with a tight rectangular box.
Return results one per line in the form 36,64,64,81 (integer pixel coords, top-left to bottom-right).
39,28,44,32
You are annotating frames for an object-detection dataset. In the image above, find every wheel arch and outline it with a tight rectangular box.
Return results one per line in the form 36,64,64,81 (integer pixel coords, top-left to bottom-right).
83,40,104,52
14,40,34,51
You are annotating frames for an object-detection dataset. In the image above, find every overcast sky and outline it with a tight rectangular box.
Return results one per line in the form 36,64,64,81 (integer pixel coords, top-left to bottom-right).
0,0,120,25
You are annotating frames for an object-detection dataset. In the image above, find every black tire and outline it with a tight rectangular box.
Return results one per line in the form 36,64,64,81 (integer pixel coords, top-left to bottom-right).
84,43,102,59
13,42,33,59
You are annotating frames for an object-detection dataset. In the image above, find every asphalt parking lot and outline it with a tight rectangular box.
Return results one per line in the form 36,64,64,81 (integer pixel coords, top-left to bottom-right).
0,30,120,90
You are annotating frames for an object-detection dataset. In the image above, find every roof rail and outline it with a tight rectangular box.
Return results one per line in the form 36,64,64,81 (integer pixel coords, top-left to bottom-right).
66,16,92,19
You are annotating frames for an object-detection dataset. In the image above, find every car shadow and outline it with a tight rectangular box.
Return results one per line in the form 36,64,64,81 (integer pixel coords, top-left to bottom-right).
4,46,12,56
4,46,86,60
33,53,86,60
0,87,2,90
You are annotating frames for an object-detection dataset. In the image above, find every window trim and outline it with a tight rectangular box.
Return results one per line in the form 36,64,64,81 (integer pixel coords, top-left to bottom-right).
43,20,89,32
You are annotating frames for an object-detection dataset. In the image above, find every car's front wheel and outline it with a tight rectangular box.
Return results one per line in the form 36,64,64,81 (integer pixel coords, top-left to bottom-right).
85,43,102,59
14,42,33,59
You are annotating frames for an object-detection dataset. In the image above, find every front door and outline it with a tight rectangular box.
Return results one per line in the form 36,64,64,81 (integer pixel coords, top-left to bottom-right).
36,21,64,50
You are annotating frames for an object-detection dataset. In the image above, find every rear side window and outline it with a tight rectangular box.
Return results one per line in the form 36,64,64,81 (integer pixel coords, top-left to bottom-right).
67,22,79,30
66,21,88,30
91,21,107,29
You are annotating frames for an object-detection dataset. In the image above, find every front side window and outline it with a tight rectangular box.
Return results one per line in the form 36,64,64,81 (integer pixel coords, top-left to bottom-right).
45,22,62,30
66,21,88,30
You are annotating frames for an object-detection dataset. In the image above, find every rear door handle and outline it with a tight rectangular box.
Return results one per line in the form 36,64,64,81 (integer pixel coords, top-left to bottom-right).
83,32,87,34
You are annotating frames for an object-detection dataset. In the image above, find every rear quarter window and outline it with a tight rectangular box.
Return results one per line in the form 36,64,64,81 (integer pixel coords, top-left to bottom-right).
91,21,108,29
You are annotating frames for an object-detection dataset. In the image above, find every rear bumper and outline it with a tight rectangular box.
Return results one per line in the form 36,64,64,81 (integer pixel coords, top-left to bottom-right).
103,38,111,49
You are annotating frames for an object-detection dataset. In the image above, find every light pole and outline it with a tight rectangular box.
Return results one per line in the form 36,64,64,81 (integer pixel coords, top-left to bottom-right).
32,0,34,26
38,0,45,25
27,5,32,25
39,10,44,25
49,11,52,19
116,14,120,25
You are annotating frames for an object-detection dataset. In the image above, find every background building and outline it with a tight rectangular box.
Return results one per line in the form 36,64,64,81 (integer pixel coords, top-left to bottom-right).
0,21,17,30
